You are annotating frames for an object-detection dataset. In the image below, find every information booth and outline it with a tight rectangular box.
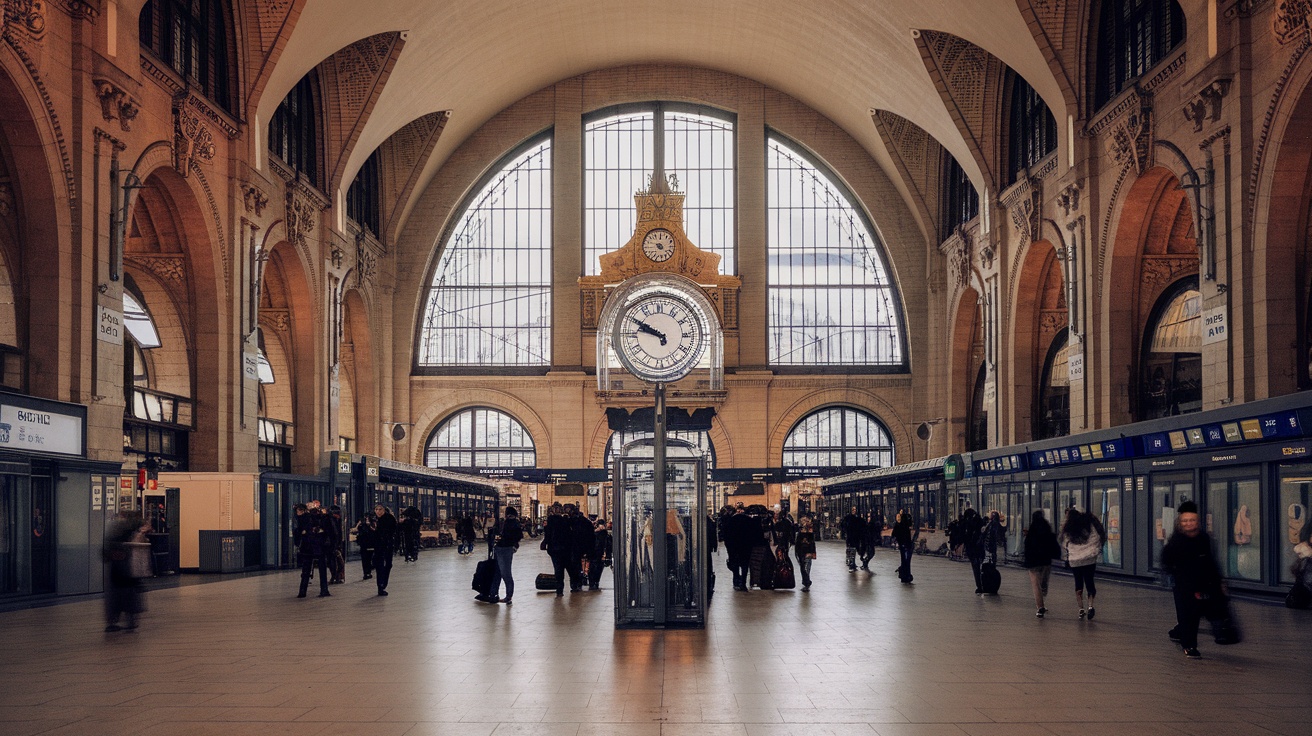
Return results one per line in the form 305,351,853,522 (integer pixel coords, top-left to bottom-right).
613,438,707,628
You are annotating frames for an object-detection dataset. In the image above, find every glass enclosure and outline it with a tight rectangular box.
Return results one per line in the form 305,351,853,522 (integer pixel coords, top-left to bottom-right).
1278,464,1312,585
1150,472,1193,569
613,439,706,628
1206,468,1262,582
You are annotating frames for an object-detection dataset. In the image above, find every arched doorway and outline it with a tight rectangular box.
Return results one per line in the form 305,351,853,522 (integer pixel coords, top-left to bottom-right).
1106,166,1200,423
951,288,986,451
1013,241,1067,440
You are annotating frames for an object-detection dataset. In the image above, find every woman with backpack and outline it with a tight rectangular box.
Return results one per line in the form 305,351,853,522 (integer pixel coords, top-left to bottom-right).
1060,508,1106,619
1023,510,1061,618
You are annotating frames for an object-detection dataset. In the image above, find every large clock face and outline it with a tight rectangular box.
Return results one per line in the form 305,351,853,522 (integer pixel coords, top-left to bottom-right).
642,228,676,262
613,290,707,383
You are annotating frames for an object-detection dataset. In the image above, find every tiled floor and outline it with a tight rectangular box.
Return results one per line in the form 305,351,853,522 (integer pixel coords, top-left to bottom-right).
1,542,1309,736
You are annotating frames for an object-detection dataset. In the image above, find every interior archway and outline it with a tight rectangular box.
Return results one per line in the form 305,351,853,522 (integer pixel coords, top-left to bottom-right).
1012,241,1066,441
341,289,377,454
949,287,985,451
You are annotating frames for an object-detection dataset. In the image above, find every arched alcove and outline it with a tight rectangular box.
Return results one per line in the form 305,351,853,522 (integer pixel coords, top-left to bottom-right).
1012,240,1066,441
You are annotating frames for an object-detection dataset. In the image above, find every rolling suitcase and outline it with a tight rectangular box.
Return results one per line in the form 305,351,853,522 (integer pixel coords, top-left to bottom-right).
773,549,796,590
980,561,1001,595
749,546,776,590
535,572,559,591
471,553,497,596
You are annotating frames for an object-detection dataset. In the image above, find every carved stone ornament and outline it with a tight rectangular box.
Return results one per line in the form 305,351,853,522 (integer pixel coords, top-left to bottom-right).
356,237,377,287
126,255,188,287
260,309,291,335
171,92,216,177
1275,0,1312,45
1224,0,1265,20
93,78,139,132
4,0,47,39
1108,93,1154,174
51,0,97,21
1182,78,1231,132
978,239,996,271
1057,182,1081,217
242,183,269,216
945,228,972,292
285,190,317,248
1003,178,1042,246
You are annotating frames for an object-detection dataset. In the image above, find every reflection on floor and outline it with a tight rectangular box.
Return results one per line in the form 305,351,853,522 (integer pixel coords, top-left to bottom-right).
0,541,1309,736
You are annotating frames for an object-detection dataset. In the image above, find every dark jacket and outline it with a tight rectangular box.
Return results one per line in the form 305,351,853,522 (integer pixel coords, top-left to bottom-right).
983,518,1007,556
354,517,376,549
892,516,916,548
544,514,571,553
794,530,817,558
298,511,333,557
373,511,398,553
1161,530,1223,596
457,517,476,539
771,516,795,548
569,514,594,555
721,512,757,559
961,512,985,560
495,517,523,549
863,516,883,545
1022,518,1061,568
841,514,866,546
592,527,611,559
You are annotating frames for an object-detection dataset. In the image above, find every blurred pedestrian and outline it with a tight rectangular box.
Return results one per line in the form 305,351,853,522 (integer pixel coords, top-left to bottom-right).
373,504,398,596
104,515,151,631
1023,510,1061,618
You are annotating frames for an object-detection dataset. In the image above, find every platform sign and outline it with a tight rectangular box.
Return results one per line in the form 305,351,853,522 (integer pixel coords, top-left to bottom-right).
98,307,123,345
1202,306,1227,346
1068,352,1084,383
0,403,83,456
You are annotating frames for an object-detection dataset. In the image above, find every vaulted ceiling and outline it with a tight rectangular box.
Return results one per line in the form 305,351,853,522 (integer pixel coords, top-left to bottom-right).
257,0,1066,239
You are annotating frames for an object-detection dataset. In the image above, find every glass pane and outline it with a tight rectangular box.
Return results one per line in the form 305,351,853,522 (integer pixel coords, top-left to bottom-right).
1207,472,1262,582
427,407,536,470
1150,474,1192,570
1278,464,1312,585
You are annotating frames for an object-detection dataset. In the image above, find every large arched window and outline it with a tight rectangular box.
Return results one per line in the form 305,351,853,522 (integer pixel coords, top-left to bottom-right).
1094,0,1186,110
584,104,735,274
268,72,322,187
782,407,894,469
425,407,536,469
347,149,381,238
1037,328,1071,440
767,134,905,368
968,363,989,451
1139,277,1201,420
139,0,234,113
1007,71,1058,186
417,137,552,368
604,430,716,470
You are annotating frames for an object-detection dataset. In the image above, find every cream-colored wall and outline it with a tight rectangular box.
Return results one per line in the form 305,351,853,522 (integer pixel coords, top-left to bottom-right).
157,473,261,570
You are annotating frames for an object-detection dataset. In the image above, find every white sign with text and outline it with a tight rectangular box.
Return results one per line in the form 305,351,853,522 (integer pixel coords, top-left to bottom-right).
1203,306,1228,346
1068,352,1084,383
98,307,123,345
0,404,83,456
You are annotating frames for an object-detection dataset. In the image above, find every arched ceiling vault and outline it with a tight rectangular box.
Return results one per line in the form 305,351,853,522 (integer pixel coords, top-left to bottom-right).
263,0,1065,239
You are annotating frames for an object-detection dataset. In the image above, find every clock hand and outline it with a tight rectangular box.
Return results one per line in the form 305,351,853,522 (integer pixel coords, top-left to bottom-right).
630,317,668,345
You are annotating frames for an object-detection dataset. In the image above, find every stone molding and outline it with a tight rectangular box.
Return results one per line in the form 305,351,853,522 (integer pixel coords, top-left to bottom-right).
93,77,139,132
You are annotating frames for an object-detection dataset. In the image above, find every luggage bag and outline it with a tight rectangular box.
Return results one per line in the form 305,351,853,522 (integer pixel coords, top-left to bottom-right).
471,554,497,596
980,561,1001,594
749,546,776,590
535,572,559,591
773,549,796,590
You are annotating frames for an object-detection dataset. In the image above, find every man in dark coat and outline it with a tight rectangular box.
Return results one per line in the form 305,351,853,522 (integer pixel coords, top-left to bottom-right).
543,503,572,596
297,505,333,598
372,504,398,596
566,504,592,592
721,506,756,591
860,512,882,570
588,519,611,590
960,507,986,593
841,508,866,571
1161,501,1224,658
354,514,376,580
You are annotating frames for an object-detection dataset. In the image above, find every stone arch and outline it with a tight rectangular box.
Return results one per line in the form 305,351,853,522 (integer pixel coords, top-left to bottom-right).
1253,58,1312,397
340,289,378,454
127,165,228,469
768,389,911,466
949,286,984,451
0,60,72,398
262,240,319,472
1105,165,1198,424
1011,240,1065,441
410,392,552,468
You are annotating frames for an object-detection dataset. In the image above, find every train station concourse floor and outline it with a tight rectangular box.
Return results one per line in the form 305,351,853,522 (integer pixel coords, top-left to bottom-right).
1,542,1310,736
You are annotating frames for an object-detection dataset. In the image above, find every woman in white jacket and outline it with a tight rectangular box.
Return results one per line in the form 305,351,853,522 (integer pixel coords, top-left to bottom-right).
1060,508,1106,620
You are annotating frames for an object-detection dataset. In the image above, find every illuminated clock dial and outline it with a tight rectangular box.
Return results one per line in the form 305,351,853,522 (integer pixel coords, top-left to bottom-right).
642,228,676,263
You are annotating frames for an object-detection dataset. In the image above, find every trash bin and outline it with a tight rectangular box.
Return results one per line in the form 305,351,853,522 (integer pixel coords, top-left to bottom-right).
198,530,245,573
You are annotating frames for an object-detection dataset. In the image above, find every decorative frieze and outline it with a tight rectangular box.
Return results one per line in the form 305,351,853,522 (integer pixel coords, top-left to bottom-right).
1057,181,1082,218
93,78,139,132
125,255,188,290
941,227,973,293
1107,91,1154,174
1001,176,1042,246
3,0,47,39
241,183,269,216
51,0,97,22
285,189,318,249
171,92,216,177
1275,0,1312,44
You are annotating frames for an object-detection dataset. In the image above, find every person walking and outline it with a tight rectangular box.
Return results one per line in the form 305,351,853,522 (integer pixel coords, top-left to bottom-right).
104,515,151,631
297,505,333,598
354,514,376,580
960,508,986,593
588,518,611,590
860,512,882,570
543,503,572,596
721,505,755,591
328,505,347,584
841,507,866,571
399,507,422,562
794,516,817,591
372,505,398,596
1060,508,1106,619
892,511,918,583
485,506,523,604
1023,510,1061,618
566,504,592,592
983,510,1008,564
1161,501,1224,658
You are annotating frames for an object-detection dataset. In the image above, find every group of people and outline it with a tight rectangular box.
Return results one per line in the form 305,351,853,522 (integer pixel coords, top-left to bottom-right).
293,500,406,598
474,503,613,603
718,503,816,590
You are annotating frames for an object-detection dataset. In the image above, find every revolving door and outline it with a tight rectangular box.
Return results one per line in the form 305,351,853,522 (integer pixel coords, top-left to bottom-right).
613,438,707,628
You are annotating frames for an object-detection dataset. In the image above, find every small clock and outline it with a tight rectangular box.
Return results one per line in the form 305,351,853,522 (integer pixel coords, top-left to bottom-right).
613,287,708,383
642,228,676,262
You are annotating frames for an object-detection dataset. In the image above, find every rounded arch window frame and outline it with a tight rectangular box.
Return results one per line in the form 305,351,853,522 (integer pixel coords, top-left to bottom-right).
764,129,910,373
424,405,538,470
1036,327,1072,440
1137,274,1202,421
780,404,896,469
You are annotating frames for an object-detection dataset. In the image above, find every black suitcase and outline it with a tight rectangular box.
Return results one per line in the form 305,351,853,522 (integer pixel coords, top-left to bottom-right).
773,550,796,590
471,556,497,596
980,561,1001,594
535,572,559,591
749,546,775,589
